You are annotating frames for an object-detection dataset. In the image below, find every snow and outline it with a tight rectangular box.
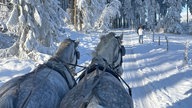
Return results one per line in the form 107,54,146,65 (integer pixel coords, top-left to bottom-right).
34,8,42,26
6,5,19,33
0,29,192,108
120,30,192,108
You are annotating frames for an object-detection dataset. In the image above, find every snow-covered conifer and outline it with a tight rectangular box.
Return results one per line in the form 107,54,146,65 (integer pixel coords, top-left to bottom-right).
122,0,133,28
77,0,121,32
146,0,159,30
157,0,183,33
188,0,192,14
77,0,106,31
1,0,68,59
95,0,121,31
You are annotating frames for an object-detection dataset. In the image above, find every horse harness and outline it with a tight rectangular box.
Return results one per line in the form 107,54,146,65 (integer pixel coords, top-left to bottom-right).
113,45,126,69
33,53,79,89
78,63,120,81
112,36,126,69
45,59,76,89
44,48,80,89
78,45,132,96
78,43,125,81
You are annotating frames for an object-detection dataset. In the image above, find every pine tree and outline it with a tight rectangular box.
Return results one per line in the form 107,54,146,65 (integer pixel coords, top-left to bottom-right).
122,0,133,28
156,0,169,19
0,0,68,59
77,0,121,32
158,0,183,33
77,0,106,31
188,0,192,14
145,0,160,30
131,0,145,28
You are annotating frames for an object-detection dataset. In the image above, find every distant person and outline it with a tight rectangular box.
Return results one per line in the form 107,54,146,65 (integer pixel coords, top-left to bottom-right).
137,26,144,44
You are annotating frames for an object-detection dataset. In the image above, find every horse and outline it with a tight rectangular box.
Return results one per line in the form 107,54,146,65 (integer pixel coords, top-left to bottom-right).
60,32,133,108
0,38,80,108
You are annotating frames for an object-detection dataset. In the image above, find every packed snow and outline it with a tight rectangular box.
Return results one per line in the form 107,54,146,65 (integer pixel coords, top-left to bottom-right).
120,30,192,108
0,29,192,108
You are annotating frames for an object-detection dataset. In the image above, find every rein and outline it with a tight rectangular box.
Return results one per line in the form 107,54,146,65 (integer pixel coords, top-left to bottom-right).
110,68,132,97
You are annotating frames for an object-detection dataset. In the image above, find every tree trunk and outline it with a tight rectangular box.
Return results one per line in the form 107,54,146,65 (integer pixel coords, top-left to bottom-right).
69,0,77,30
79,10,83,31
69,0,74,24
187,0,189,24
73,0,77,30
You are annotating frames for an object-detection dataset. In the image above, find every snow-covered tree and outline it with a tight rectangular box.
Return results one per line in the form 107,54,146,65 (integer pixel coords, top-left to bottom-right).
137,0,146,26
157,0,183,33
145,0,159,30
77,0,106,31
130,0,146,28
154,0,168,21
188,0,192,14
95,0,121,31
77,0,121,32
122,0,133,28
0,0,68,59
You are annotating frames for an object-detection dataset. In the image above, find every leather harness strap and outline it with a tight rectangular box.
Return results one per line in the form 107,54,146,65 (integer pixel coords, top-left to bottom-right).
78,64,120,81
45,62,73,89
44,58,77,89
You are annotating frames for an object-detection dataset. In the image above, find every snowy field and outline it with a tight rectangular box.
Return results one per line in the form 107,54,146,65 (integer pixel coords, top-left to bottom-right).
0,29,192,108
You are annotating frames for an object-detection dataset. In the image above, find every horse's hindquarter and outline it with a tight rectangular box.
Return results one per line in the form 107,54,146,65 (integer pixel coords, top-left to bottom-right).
89,72,133,108
60,71,133,108
0,76,24,108
18,68,70,108
0,68,70,108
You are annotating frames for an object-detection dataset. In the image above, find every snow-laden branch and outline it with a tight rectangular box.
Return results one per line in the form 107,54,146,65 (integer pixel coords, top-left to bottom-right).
95,0,121,31
77,0,121,32
1,0,69,60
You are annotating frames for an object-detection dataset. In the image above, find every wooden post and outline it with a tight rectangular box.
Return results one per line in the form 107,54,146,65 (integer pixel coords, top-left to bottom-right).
79,10,83,31
158,36,160,45
187,0,189,24
184,41,189,64
152,29,154,42
165,36,168,51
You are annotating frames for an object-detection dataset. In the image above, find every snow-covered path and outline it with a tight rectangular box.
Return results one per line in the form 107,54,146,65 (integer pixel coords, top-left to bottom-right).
119,30,192,108
0,29,192,108
122,31,160,108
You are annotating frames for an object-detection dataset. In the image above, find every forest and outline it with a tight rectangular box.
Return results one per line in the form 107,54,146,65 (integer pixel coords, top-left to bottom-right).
1,0,192,33
0,0,192,59
58,0,192,34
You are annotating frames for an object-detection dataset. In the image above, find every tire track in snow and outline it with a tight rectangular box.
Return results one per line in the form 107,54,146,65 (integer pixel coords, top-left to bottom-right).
122,32,160,108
